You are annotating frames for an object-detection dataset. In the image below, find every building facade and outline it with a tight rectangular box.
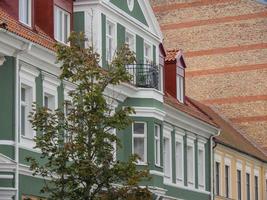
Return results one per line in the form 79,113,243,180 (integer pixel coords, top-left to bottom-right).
150,0,267,153
0,0,220,200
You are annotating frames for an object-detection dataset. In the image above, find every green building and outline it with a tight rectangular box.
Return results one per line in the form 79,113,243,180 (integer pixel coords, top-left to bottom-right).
0,0,219,199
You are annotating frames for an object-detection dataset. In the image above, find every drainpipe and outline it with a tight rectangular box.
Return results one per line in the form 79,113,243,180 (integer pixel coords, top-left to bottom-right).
210,129,221,200
14,42,33,200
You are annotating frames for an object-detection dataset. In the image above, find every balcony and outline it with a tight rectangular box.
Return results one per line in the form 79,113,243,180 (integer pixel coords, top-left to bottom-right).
125,63,160,90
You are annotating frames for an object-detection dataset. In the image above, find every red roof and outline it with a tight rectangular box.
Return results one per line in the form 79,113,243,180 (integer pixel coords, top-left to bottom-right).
0,8,56,51
165,49,181,62
164,93,217,127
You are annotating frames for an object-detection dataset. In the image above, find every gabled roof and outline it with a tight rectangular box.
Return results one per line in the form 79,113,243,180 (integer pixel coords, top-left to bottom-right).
165,49,187,68
190,99,267,162
0,8,56,51
164,93,217,127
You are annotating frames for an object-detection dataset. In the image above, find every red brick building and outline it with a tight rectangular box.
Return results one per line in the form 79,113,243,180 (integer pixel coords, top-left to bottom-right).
151,0,267,153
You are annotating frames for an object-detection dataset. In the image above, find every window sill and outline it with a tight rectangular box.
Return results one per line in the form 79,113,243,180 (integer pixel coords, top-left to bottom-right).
155,164,163,168
19,20,32,29
136,162,148,166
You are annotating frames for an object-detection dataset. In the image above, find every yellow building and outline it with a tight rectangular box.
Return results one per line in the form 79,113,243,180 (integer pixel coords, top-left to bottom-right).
192,99,267,200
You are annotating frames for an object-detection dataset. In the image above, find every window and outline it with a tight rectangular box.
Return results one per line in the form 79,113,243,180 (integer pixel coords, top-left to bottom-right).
20,85,33,138
144,43,152,64
54,6,70,44
132,122,147,164
215,162,220,195
246,173,250,200
44,93,56,110
198,148,205,190
237,170,242,200
187,142,195,187
176,66,184,103
125,31,135,52
154,124,160,166
175,138,184,184
19,0,32,26
255,176,259,200
225,165,230,198
163,137,171,180
106,20,116,63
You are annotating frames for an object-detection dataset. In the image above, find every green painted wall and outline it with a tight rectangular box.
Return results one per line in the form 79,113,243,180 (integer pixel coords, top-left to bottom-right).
0,145,14,159
0,172,14,187
0,56,16,141
101,13,107,68
136,35,144,63
110,0,147,26
19,174,47,199
117,23,126,49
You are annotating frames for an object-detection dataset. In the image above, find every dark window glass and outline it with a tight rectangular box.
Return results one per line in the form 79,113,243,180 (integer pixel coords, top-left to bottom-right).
215,162,220,195
225,165,229,198
237,170,242,200
255,176,258,200
246,173,250,200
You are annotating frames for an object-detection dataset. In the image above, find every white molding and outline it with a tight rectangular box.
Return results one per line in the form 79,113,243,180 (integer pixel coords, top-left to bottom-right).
0,175,14,179
0,188,16,200
0,140,15,146
130,107,166,121
164,182,211,195
150,170,164,177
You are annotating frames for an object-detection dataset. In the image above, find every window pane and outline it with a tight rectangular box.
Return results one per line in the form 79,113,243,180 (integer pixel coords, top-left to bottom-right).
134,137,144,162
225,165,229,198
187,146,194,184
21,87,26,101
21,105,26,136
163,138,170,177
198,149,204,187
237,170,242,200
255,176,258,200
64,14,68,43
134,123,144,135
215,162,220,195
44,96,49,108
246,173,250,200
176,142,183,181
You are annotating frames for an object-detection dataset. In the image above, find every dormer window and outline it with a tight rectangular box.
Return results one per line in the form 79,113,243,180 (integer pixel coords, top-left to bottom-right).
176,65,184,103
19,0,32,27
54,6,70,44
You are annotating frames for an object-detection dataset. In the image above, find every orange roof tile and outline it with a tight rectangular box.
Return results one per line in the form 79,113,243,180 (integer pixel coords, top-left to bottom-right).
0,8,56,51
190,99,267,162
165,49,180,62
164,93,217,127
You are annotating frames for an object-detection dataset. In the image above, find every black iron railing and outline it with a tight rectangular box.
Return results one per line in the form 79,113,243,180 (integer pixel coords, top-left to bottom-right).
125,63,159,89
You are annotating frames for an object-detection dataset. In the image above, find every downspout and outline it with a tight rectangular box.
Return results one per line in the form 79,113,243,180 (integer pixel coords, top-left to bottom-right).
14,42,33,200
210,129,221,200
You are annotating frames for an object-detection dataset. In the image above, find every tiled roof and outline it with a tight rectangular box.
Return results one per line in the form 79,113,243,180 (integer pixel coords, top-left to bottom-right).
0,8,56,51
190,99,267,162
164,93,217,127
165,49,180,62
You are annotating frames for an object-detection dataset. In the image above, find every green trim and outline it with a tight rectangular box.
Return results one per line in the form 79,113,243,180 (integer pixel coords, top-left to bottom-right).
0,178,14,188
205,142,211,191
136,35,144,63
101,13,107,68
109,0,147,26
57,83,64,111
0,56,16,141
0,145,14,159
19,148,46,166
122,98,163,109
117,23,125,49
73,11,85,48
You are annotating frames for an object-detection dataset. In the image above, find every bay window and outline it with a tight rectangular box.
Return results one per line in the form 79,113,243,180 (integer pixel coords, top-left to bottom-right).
154,124,160,166
132,122,147,164
144,42,152,64
19,0,32,27
54,6,70,44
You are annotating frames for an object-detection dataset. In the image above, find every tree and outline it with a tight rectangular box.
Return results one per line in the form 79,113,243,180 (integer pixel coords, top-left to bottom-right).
27,32,152,200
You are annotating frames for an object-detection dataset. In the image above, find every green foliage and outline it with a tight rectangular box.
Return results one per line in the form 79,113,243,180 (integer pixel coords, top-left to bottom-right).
27,32,152,200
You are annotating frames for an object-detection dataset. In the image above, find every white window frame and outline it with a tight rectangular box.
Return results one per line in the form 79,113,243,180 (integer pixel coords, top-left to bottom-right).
224,157,231,198
237,160,243,200
198,140,206,190
175,130,184,185
254,168,260,200
176,65,185,103
132,122,147,165
187,135,195,188
43,73,61,111
106,19,116,63
163,125,172,184
215,153,222,196
246,166,252,200
19,63,39,148
144,41,153,64
54,6,70,44
125,30,136,52
19,0,32,27
154,124,161,167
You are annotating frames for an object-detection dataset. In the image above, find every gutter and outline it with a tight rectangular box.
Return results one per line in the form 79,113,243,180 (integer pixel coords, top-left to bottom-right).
13,42,33,200
210,129,221,200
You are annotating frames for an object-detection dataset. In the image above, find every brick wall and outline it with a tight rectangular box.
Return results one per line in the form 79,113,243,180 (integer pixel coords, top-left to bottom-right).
151,0,267,152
